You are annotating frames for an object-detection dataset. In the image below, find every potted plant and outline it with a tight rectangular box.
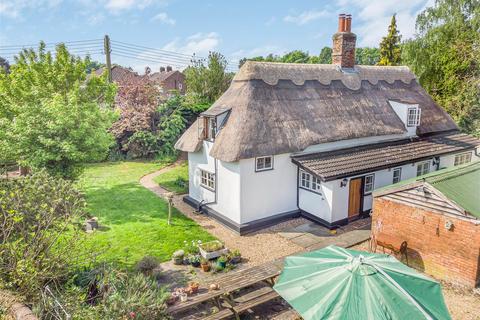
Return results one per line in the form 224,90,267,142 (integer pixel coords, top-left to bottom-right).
199,240,229,260
172,250,184,265
189,254,201,268
217,255,227,269
200,258,210,272
228,249,242,264
187,281,200,294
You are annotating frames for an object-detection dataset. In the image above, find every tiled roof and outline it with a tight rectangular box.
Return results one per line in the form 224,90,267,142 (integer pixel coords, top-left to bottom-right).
292,132,480,181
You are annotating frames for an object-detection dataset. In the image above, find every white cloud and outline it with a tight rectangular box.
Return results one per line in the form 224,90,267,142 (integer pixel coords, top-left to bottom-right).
283,9,329,25
337,0,433,46
162,32,220,56
151,12,175,25
0,0,62,19
104,0,166,12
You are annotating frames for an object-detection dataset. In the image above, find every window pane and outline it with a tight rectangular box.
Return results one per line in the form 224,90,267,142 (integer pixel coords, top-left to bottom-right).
264,157,272,168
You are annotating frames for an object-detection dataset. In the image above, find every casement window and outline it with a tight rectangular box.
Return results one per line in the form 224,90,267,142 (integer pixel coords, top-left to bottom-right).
200,170,215,191
407,107,421,127
255,156,273,172
364,174,375,194
301,171,311,189
392,168,402,184
199,117,216,141
454,152,472,166
300,170,321,193
416,162,430,176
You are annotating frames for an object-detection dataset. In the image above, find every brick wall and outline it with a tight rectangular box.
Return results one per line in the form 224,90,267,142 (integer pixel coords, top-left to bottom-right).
372,198,480,288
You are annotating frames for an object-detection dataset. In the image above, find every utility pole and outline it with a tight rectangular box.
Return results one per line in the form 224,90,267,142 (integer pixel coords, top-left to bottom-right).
104,35,112,83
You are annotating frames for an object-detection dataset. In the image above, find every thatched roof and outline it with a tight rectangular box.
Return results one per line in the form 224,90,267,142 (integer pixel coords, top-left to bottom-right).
175,61,458,162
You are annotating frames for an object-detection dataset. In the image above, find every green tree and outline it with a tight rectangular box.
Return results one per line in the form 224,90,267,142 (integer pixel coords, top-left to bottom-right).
317,47,332,64
356,47,380,65
0,43,117,178
184,51,233,104
378,14,402,66
402,0,480,135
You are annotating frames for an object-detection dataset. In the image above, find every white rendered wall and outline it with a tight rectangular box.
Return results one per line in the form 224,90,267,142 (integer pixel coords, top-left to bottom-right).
298,184,333,222
439,150,479,168
209,160,241,224
239,153,298,224
326,152,479,222
188,141,215,204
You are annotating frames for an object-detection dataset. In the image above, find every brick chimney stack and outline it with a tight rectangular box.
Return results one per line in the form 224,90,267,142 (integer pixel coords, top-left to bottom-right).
332,14,356,68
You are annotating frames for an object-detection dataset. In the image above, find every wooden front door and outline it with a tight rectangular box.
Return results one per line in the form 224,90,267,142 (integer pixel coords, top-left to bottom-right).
348,178,363,219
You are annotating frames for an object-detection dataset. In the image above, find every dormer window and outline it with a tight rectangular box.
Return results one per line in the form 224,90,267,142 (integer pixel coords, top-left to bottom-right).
199,116,216,141
407,107,421,127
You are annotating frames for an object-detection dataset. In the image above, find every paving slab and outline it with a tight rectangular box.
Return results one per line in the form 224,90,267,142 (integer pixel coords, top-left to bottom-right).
290,233,323,248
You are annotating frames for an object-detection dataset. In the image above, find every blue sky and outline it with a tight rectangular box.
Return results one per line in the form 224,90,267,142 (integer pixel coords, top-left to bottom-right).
0,0,434,72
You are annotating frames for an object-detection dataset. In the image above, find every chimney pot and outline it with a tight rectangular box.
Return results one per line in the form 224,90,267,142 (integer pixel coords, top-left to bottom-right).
345,14,352,32
338,13,346,32
166,66,173,72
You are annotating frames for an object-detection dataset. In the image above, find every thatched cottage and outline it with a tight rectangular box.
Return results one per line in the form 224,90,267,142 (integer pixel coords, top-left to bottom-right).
175,14,480,234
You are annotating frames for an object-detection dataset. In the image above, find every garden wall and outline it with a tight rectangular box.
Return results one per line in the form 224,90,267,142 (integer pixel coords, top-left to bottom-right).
372,198,480,288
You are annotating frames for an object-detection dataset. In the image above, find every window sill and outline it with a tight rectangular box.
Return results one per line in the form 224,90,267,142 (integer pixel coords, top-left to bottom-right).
299,186,322,195
255,167,274,173
200,184,215,192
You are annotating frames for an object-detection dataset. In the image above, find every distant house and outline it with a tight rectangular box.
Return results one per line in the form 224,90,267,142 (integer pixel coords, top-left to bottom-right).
175,14,480,235
94,65,143,84
373,162,480,287
95,65,186,97
150,66,186,95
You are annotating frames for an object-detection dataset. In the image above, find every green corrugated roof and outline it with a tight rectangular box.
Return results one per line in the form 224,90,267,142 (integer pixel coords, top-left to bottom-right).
376,161,480,218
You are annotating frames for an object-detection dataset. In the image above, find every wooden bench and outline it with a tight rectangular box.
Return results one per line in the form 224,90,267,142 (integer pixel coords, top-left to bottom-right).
371,232,408,264
167,261,282,316
202,308,234,320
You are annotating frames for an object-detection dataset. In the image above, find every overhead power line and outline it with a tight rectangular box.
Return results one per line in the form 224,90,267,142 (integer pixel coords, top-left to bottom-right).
0,36,238,72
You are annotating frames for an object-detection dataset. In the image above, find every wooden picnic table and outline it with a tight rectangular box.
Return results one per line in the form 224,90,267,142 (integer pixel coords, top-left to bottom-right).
167,260,283,316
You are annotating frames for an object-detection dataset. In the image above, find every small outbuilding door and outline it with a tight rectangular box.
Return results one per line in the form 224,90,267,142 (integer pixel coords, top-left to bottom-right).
348,177,363,219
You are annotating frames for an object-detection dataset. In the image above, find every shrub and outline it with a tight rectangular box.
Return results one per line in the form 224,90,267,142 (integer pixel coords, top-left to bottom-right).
0,171,89,301
35,264,169,319
135,256,159,275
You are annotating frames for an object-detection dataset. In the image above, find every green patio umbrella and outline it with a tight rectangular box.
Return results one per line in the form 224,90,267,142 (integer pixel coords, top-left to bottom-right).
273,245,451,320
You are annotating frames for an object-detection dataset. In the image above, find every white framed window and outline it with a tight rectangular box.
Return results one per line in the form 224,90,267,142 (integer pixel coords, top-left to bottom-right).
454,152,472,166
300,170,321,193
416,161,430,176
301,170,310,189
407,107,421,127
364,174,375,194
255,156,273,172
200,170,215,191
392,168,402,184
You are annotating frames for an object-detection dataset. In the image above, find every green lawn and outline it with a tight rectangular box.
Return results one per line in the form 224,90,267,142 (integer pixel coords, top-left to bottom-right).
77,161,215,267
153,161,189,194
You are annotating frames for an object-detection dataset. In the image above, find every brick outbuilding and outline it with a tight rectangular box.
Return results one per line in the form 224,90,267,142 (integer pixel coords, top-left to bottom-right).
372,162,480,288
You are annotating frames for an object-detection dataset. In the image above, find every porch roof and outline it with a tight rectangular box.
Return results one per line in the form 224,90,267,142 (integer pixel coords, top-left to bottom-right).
291,132,479,181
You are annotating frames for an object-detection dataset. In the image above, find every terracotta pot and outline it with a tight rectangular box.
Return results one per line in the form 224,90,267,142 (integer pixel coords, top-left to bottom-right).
188,283,200,294
201,263,210,272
